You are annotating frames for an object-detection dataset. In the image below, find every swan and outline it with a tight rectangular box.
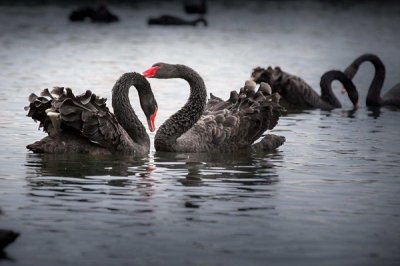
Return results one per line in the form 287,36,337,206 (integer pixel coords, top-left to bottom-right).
344,53,400,107
184,0,207,15
0,229,19,251
143,63,285,153
26,73,158,155
147,15,208,27
251,66,359,110
69,5,119,23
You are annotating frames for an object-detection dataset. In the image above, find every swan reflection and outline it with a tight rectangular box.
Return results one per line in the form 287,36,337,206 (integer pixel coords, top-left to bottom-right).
25,150,283,200
25,153,157,203
25,153,152,177
154,151,281,186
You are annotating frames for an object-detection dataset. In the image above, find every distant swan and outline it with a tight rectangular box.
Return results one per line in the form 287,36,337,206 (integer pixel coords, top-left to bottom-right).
148,15,208,26
0,229,19,251
251,66,359,110
344,53,400,107
184,0,207,15
26,73,158,155
69,5,119,23
143,63,285,153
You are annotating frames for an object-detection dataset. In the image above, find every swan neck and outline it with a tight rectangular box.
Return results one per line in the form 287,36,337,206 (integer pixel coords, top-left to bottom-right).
347,54,385,106
320,71,343,108
112,73,150,149
155,65,207,151
320,70,358,109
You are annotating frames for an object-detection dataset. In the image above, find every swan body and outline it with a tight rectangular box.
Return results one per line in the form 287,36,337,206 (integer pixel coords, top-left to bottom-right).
26,73,158,155
344,53,400,107
143,63,285,153
251,66,359,110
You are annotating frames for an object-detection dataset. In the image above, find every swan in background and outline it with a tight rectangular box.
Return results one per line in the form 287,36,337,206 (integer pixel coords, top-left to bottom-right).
184,0,207,15
143,63,285,153
69,5,119,23
0,229,19,254
251,66,359,110
344,53,400,108
0,208,19,254
26,73,158,155
148,15,207,26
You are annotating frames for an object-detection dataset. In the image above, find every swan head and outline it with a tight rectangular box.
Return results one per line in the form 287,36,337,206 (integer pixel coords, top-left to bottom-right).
347,84,359,110
139,90,158,132
143,63,180,79
337,70,360,110
147,105,157,132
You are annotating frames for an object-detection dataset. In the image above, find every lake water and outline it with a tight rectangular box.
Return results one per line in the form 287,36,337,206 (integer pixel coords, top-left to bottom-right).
0,1,400,265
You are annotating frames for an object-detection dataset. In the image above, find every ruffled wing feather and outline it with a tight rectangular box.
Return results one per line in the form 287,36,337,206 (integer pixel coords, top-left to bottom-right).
176,81,285,152
26,87,128,151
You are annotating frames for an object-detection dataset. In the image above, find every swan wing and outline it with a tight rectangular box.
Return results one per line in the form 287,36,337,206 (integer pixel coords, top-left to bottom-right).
253,67,324,109
281,73,325,108
26,87,130,151
176,83,285,152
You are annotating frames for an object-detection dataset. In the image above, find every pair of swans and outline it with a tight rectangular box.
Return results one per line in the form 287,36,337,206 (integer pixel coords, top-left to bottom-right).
251,54,400,110
27,64,285,155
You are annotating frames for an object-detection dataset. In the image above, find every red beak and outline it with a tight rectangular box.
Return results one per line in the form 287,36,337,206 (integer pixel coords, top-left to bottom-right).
143,66,159,78
147,107,157,132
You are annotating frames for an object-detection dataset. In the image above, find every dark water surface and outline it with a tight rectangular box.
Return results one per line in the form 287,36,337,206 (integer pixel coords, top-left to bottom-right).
1,1,400,265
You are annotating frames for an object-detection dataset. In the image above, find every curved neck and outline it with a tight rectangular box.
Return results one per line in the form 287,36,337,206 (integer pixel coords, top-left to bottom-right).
320,70,358,109
112,73,150,149
344,54,385,106
155,65,207,151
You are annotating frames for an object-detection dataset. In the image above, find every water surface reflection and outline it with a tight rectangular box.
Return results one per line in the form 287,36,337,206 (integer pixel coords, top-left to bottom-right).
25,151,282,194
24,151,282,220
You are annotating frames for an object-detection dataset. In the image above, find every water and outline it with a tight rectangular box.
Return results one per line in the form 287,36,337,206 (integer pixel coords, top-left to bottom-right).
1,1,400,265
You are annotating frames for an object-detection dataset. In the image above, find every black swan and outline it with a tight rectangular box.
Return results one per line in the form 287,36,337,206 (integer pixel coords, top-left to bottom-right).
0,230,19,251
26,73,158,155
251,66,359,110
147,15,208,26
184,0,207,15
69,6,119,23
0,208,19,253
344,53,400,107
143,63,285,153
